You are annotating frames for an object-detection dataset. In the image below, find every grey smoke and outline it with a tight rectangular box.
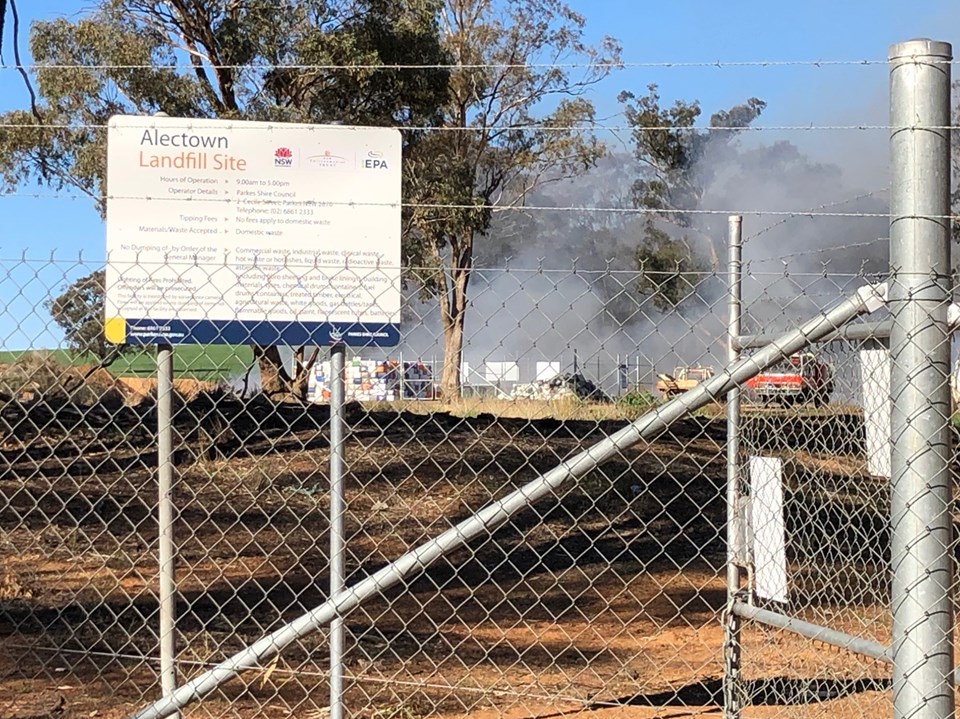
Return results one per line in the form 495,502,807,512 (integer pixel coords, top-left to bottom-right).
372,130,893,396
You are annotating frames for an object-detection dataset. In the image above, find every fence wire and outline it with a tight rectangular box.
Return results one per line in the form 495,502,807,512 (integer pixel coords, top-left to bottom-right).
735,270,895,717
0,256,939,719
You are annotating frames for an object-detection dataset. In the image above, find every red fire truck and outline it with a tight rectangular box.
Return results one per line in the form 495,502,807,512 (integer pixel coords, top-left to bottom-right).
745,352,834,407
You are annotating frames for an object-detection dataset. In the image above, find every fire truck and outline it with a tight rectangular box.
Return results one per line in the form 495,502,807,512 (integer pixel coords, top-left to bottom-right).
745,352,834,407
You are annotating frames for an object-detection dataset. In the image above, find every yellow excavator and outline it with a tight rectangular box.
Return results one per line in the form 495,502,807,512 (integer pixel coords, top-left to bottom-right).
655,365,715,399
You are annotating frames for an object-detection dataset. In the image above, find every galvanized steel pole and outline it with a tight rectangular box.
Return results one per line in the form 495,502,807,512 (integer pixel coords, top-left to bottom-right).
888,38,954,719
156,343,179,719
149,110,179,717
329,343,347,719
723,215,744,719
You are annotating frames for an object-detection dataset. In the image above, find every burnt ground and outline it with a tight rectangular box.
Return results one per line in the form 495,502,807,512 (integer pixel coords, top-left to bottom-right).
0,394,900,718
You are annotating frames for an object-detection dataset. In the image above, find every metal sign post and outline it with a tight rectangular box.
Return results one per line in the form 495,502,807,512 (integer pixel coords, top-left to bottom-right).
156,342,178,718
329,342,346,719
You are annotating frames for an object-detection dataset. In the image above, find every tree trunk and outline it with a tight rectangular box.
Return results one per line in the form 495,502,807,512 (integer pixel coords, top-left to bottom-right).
438,240,472,401
253,345,319,401
253,345,291,399
440,318,464,401
292,346,320,401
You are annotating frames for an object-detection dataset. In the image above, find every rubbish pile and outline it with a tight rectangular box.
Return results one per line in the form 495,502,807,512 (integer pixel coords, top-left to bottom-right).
510,373,607,401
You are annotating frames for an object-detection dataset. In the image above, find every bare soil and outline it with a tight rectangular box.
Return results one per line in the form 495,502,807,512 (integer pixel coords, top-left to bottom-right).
0,395,897,718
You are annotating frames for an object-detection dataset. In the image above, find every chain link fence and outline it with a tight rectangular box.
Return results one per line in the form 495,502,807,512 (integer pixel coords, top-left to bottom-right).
0,31,956,719
0,250,938,719
734,271,895,717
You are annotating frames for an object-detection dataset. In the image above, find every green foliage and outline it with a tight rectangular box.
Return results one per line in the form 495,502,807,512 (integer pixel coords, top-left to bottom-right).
405,1,620,276
403,0,620,397
635,227,711,311
0,0,451,208
616,386,659,409
620,84,764,310
613,386,659,421
45,269,130,363
620,85,764,228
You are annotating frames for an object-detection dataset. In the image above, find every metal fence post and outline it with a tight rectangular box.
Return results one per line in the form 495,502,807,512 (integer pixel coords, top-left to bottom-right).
723,215,744,719
888,38,954,719
329,343,347,719
156,343,179,718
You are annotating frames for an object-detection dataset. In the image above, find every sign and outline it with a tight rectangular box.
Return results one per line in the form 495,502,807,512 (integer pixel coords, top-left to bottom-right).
535,361,561,381
104,116,401,346
859,348,891,478
749,456,788,603
484,361,519,383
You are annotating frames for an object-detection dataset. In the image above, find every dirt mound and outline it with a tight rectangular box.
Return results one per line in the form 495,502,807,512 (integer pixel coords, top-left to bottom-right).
0,358,125,404
116,376,218,401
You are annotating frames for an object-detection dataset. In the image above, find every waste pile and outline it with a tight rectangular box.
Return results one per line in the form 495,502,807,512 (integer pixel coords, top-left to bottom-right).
510,373,607,401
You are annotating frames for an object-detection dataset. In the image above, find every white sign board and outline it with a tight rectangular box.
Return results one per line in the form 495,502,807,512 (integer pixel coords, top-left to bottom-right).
859,349,891,478
535,362,561,381
484,361,520,383
750,456,788,603
104,115,401,346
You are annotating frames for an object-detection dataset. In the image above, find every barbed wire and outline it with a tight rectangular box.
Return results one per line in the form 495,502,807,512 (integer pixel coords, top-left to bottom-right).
743,190,889,244
749,239,888,265
0,252,878,279
0,59,912,72
0,121,953,133
0,190,933,219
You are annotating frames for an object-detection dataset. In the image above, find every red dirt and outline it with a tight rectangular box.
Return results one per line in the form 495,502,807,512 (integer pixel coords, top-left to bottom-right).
0,404,897,718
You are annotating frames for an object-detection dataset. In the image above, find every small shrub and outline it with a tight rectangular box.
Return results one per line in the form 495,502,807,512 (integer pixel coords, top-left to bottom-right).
615,387,660,419
617,387,659,408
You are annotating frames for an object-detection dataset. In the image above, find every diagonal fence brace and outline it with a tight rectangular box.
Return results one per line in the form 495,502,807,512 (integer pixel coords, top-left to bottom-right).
129,282,887,719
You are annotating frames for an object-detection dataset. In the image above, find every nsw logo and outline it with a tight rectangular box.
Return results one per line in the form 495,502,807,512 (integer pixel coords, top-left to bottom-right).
362,149,389,170
329,327,344,342
274,147,294,167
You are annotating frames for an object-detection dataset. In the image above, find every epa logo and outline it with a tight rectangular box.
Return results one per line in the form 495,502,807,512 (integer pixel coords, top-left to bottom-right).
274,147,293,167
363,150,389,170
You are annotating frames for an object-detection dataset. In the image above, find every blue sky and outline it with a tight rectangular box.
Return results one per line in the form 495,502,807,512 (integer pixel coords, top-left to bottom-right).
0,1,958,348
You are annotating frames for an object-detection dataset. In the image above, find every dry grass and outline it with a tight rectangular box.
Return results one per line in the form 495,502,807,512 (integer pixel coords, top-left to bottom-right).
362,395,757,422
364,397,661,421
0,352,124,405
114,375,218,401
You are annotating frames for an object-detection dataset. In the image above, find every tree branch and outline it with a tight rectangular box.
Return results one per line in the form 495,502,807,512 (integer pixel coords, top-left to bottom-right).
8,0,41,123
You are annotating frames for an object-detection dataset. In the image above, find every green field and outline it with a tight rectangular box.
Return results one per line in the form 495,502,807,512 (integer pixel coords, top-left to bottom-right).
0,345,254,381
